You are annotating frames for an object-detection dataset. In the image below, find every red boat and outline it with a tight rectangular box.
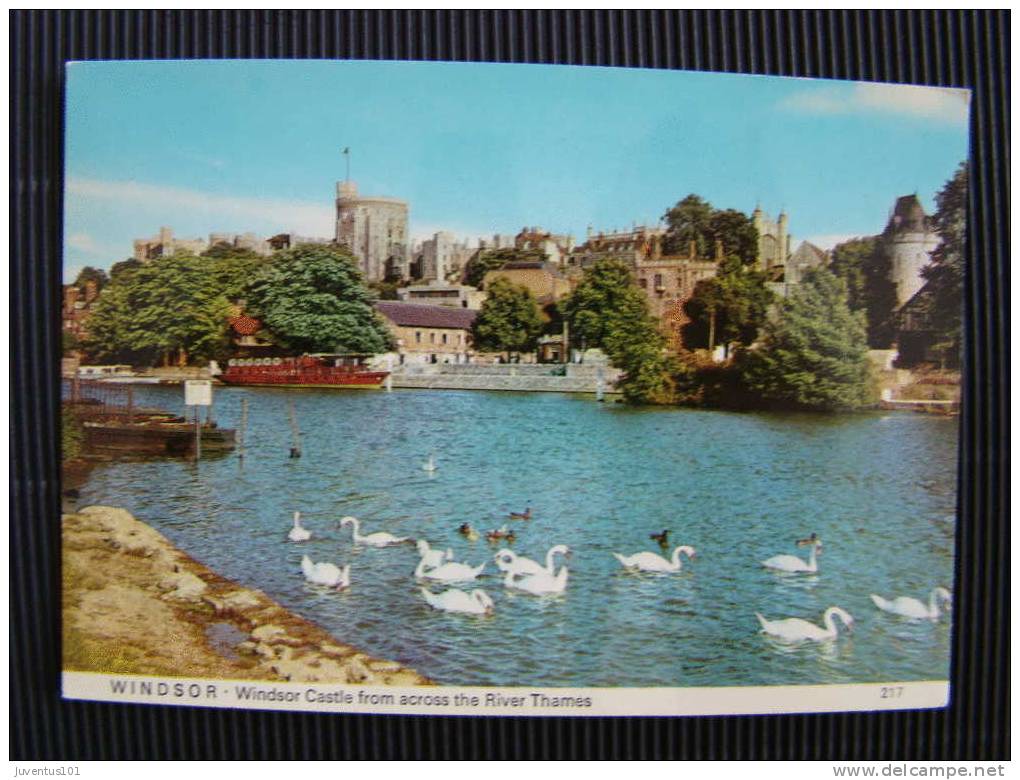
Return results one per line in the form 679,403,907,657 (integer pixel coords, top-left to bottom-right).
220,354,388,389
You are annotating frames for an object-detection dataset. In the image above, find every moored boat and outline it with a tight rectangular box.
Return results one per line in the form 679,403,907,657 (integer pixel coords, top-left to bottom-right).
220,354,388,389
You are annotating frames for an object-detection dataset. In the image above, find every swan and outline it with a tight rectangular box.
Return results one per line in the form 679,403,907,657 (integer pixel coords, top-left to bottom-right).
288,511,311,542
755,607,854,643
422,454,437,473
339,516,408,547
300,555,350,590
762,539,821,573
613,545,696,573
420,587,494,615
494,545,570,577
414,557,486,582
417,539,454,569
871,587,952,620
503,565,569,595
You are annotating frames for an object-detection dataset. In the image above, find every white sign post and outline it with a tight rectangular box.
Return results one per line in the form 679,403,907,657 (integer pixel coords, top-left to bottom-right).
184,380,213,460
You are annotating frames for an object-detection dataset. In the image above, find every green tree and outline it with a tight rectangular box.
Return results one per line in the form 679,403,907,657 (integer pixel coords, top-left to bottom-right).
463,247,545,289
662,194,714,257
471,277,543,360
663,195,758,264
73,266,109,293
828,236,878,312
740,267,876,411
244,244,393,355
201,242,262,260
922,161,968,367
682,256,773,355
109,257,144,280
561,257,674,403
83,254,233,366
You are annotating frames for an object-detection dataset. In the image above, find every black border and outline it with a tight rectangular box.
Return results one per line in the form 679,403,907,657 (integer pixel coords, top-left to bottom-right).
10,10,1009,759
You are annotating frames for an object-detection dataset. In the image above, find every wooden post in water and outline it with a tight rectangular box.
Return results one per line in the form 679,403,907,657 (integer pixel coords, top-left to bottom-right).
238,398,248,465
385,354,393,392
194,406,202,461
288,398,302,458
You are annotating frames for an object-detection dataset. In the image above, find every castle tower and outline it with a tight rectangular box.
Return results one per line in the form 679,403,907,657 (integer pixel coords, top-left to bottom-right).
335,180,409,282
880,194,941,307
752,205,790,272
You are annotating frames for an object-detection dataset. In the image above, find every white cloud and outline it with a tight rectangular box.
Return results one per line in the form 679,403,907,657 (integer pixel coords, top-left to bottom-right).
800,233,869,251
65,177,335,238
782,82,970,124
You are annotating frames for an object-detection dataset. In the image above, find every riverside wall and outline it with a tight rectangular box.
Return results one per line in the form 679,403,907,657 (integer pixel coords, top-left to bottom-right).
390,363,623,394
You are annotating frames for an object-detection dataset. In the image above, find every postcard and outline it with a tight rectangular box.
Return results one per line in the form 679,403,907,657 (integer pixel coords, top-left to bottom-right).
60,60,968,716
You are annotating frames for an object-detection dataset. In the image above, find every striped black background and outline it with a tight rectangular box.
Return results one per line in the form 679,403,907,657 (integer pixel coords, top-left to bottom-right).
10,11,1008,760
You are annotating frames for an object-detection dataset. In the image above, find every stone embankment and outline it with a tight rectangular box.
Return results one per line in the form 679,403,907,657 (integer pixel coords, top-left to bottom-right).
390,363,623,394
62,506,428,685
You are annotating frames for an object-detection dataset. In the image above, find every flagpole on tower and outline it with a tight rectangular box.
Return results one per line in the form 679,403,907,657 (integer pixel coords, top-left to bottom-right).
342,147,350,183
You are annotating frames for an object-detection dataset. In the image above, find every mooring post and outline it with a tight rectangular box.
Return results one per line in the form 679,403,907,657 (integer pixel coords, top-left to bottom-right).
194,406,202,461
288,398,301,458
385,354,393,392
596,367,605,402
127,385,135,424
238,398,248,464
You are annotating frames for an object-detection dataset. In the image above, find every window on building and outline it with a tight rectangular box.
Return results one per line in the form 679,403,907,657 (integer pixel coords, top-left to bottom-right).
415,331,421,343
442,333,448,345
638,278,647,288
654,273,663,288
430,333,435,344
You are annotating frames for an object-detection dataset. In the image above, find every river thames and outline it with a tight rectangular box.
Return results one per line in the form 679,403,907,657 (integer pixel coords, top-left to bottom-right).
73,385,957,687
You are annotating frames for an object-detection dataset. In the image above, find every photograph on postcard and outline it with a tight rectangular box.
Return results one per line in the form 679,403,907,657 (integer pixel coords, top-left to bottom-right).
60,61,967,716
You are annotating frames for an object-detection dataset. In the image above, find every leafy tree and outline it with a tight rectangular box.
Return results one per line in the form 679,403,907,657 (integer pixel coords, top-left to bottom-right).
73,266,109,293
663,194,714,257
740,267,876,411
828,235,898,348
369,280,402,300
682,256,773,355
471,277,543,360
921,161,968,367
201,242,262,260
708,209,759,265
663,195,758,264
83,254,233,366
561,257,674,403
463,247,545,289
109,258,144,280
209,254,268,302
244,244,393,355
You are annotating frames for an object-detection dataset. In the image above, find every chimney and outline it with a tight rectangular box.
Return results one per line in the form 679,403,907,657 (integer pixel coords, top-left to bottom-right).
689,240,697,259
84,280,98,304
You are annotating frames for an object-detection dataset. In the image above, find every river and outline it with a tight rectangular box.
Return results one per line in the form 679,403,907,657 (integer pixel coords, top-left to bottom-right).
73,385,957,688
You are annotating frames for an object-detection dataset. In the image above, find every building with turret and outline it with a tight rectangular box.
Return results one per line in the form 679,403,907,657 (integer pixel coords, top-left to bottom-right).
878,194,941,308
752,206,791,274
334,181,409,282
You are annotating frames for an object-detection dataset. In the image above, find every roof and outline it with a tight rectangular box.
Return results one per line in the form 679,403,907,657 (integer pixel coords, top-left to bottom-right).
493,260,566,278
790,241,828,266
229,314,262,336
374,301,477,330
886,195,933,234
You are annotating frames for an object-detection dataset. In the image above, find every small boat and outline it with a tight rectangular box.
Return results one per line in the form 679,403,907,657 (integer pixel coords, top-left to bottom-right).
220,354,388,389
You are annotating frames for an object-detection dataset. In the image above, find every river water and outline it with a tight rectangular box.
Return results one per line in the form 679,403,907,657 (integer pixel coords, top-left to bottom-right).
74,385,957,688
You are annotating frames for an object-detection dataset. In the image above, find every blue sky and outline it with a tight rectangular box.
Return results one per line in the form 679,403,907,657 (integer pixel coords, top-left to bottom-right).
63,60,970,280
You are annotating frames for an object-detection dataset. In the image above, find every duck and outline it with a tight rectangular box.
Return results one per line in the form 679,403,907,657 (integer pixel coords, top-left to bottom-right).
796,532,820,547
288,511,311,542
649,529,670,550
457,522,480,541
613,545,696,573
422,454,437,473
503,565,569,595
755,607,854,643
870,587,952,620
509,507,532,520
420,587,494,615
762,538,821,573
414,557,486,582
339,516,408,547
417,539,454,569
486,526,516,543
494,545,570,577
300,555,350,590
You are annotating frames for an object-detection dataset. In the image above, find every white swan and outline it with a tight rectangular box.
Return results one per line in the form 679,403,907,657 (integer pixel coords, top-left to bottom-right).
422,454,437,473
417,539,454,569
871,587,952,620
420,587,494,615
613,545,696,573
762,539,821,573
755,607,854,643
494,545,570,577
288,511,311,542
414,557,486,582
339,516,408,547
300,555,350,590
503,565,569,595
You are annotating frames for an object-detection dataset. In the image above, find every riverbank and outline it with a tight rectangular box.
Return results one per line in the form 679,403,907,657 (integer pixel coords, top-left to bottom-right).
62,505,429,685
